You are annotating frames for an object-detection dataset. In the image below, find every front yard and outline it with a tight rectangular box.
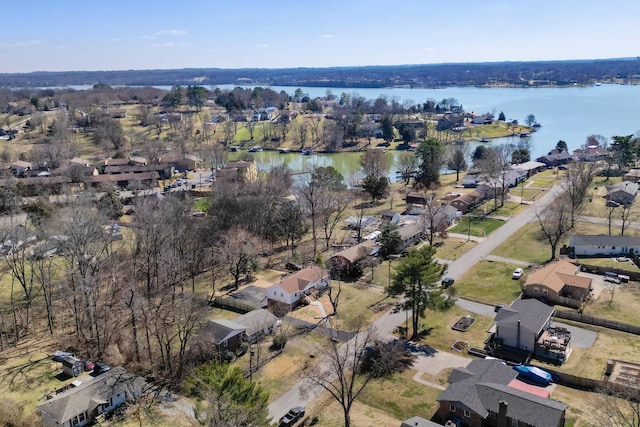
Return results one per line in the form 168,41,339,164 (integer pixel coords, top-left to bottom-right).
449,217,504,238
451,260,524,305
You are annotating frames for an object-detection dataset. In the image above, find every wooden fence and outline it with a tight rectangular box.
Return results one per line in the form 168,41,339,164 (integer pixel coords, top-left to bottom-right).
554,310,640,335
579,263,640,281
213,297,253,314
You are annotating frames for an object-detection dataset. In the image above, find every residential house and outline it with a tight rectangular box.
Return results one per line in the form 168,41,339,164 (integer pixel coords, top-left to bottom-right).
69,157,91,168
471,114,494,125
536,148,572,167
234,309,279,342
435,359,567,427
605,181,638,205
381,210,401,225
397,222,424,251
398,119,425,130
511,161,547,178
406,192,433,212
37,366,144,427
462,174,483,188
160,154,200,171
215,160,258,183
523,260,592,309
266,266,330,313
572,146,609,162
90,171,160,190
328,240,377,276
197,319,247,354
623,168,640,183
569,234,640,257
450,191,483,214
10,160,33,177
494,299,556,356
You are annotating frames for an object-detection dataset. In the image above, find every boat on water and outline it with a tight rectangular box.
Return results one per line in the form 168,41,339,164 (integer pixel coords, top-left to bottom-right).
278,148,290,154
248,146,263,152
301,148,314,155
519,132,531,138
479,137,489,143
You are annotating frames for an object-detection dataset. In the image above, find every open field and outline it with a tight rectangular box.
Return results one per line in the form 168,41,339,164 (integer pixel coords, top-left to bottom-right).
434,237,478,261
452,260,525,305
488,201,528,217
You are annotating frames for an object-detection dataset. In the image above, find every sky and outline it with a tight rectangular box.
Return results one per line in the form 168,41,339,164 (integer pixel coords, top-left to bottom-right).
2,0,639,73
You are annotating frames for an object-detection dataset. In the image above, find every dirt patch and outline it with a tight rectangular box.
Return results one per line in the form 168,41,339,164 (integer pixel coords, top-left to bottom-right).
250,269,287,289
451,315,476,331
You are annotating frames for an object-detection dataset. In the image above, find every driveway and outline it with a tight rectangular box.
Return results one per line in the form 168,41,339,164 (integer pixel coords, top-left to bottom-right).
456,297,598,349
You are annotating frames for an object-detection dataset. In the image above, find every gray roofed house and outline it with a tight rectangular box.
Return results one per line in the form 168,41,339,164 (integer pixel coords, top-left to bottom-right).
494,299,554,354
569,234,640,256
397,222,424,251
605,181,638,205
436,359,567,427
197,319,247,354
37,366,144,427
234,309,279,342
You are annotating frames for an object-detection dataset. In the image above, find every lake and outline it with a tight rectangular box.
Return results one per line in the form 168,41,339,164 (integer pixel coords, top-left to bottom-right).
225,84,640,182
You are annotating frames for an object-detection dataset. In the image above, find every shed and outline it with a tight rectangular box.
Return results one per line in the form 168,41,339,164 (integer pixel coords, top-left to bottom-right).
61,356,84,377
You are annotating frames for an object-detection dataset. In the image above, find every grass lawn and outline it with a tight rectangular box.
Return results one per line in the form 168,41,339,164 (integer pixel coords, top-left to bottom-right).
527,175,558,189
488,201,528,217
519,188,545,201
582,281,640,325
308,368,446,426
252,331,327,401
435,238,478,261
491,222,552,264
449,217,504,238
548,327,640,379
578,256,640,272
414,304,496,353
452,260,524,305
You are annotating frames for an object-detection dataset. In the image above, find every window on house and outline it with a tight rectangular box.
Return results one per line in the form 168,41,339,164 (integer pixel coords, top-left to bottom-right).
109,397,114,407
223,340,228,347
512,419,519,427
543,288,548,295
449,404,455,412
464,410,470,418
533,287,539,293
78,412,86,422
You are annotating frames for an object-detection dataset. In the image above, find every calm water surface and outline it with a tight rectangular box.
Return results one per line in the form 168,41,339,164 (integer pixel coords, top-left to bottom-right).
229,84,640,182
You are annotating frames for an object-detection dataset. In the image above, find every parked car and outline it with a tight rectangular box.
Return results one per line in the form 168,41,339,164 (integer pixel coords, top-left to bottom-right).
83,360,95,371
604,276,621,284
279,406,305,426
442,277,455,288
93,362,111,374
512,268,524,279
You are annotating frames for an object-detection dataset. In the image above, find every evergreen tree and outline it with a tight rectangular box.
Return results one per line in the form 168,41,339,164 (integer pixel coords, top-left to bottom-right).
378,222,402,258
386,246,452,339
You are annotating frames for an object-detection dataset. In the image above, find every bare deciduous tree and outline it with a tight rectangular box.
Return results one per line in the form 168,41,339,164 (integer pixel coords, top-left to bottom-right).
592,382,640,427
536,194,573,261
301,323,380,427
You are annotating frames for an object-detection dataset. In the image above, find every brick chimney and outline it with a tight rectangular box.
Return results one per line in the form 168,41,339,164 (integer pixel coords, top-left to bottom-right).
497,400,509,427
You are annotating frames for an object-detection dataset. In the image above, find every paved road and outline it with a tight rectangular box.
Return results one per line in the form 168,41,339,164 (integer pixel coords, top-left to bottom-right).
268,184,567,422
267,308,407,422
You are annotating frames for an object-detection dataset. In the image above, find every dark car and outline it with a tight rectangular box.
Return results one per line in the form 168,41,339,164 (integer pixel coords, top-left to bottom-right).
279,406,305,426
93,362,111,374
442,277,455,288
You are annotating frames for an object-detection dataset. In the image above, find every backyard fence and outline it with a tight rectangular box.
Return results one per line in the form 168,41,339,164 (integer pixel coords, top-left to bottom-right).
554,310,640,335
579,263,640,281
213,296,253,313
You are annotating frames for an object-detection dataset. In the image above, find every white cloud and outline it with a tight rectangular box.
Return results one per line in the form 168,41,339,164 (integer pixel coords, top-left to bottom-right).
157,29,187,36
152,42,190,48
321,34,335,39
0,40,41,47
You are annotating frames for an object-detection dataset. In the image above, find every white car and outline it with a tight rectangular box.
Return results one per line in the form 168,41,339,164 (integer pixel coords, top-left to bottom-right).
512,268,524,279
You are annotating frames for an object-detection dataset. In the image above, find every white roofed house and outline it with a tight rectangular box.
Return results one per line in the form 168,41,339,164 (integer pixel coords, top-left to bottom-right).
569,234,640,257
